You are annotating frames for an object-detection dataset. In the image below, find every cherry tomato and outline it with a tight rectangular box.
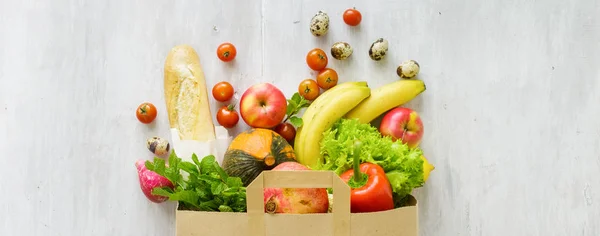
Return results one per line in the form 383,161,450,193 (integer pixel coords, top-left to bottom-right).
274,123,296,144
306,48,328,71
298,79,320,101
316,68,339,90
136,102,157,124
212,81,234,102
216,105,239,128
343,8,362,26
298,79,321,101
217,43,237,62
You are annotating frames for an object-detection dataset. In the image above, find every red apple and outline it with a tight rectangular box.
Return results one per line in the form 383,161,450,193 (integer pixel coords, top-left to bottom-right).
240,83,288,128
379,107,424,148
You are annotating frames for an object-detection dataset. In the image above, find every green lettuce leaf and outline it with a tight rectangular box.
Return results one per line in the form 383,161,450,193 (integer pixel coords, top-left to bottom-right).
319,118,424,204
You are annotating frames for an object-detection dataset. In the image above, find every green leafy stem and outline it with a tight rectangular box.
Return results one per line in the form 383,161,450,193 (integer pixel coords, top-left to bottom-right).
283,92,311,127
145,151,247,212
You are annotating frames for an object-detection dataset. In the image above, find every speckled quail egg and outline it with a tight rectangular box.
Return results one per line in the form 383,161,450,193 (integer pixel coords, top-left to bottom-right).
331,42,353,60
310,11,330,37
368,38,389,61
146,136,170,156
397,60,420,78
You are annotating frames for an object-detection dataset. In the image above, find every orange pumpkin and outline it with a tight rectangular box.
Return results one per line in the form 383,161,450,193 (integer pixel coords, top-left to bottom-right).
222,128,297,186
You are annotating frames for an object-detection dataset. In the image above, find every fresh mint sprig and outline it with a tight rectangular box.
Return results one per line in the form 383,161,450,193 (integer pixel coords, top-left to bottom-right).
145,151,247,212
283,92,311,127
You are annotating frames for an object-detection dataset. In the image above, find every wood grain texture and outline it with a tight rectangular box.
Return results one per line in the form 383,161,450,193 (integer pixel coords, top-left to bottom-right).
1,0,599,235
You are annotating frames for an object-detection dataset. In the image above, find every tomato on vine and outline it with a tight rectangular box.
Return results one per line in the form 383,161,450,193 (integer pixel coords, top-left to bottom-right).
306,48,328,71
217,43,237,62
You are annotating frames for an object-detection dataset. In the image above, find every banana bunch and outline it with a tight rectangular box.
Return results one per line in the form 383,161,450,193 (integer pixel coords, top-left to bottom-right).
294,79,426,169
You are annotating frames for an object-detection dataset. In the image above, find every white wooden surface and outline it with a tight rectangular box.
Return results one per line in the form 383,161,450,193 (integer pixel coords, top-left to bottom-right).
1,0,599,235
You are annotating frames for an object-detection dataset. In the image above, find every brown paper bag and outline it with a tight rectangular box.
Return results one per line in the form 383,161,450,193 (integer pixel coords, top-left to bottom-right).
176,170,418,236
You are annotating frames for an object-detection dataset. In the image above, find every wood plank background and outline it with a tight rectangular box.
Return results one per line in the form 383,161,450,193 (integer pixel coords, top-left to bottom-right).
1,0,599,235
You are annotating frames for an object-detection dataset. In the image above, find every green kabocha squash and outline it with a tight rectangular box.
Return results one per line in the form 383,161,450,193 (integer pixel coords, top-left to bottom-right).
222,128,297,186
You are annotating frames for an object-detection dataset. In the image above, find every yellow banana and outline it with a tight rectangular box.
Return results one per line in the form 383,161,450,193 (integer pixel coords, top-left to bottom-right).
296,85,371,168
300,81,368,129
345,79,426,123
294,81,367,160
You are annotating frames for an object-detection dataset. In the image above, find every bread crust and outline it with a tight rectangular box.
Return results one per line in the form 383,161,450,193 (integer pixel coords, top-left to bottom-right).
164,45,216,141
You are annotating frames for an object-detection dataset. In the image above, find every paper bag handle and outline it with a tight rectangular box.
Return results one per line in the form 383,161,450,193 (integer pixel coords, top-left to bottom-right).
247,170,351,236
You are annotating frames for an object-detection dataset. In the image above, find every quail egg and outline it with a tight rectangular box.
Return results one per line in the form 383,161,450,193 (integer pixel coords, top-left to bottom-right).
310,11,330,37
368,38,389,61
331,42,353,60
397,60,420,78
146,136,170,156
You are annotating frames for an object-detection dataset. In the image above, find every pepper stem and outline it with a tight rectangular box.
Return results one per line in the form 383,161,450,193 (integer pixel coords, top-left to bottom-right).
348,140,367,189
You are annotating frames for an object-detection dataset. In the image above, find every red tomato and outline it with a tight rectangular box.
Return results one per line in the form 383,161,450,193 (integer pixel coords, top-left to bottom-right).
274,123,296,144
298,79,320,101
316,68,339,90
212,81,234,102
136,102,157,124
216,105,239,128
217,43,237,62
343,8,362,26
306,48,328,71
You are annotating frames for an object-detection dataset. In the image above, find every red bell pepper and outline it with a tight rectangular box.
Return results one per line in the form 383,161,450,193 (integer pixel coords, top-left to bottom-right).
340,140,394,213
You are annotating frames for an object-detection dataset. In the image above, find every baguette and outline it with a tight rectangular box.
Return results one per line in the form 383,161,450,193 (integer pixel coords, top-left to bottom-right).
164,45,216,141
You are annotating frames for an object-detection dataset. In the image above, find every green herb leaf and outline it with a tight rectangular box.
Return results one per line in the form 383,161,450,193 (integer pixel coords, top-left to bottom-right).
141,150,248,212
159,152,182,186
168,151,178,166
211,182,227,195
291,93,302,103
284,92,311,124
226,177,243,188
196,188,212,202
144,160,156,172
231,195,247,212
191,154,202,173
219,205,233,212
151,187,174,197
199,200,219,211
213,161,229,181
197,175,220,183
289,116,303,127
199,155,217,173
297,97,310,109
287,99,298,115
147,158,166,176
179,161,199,175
